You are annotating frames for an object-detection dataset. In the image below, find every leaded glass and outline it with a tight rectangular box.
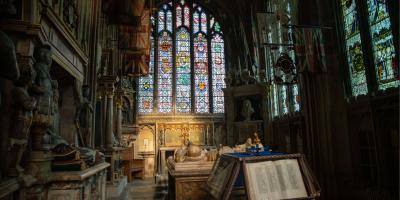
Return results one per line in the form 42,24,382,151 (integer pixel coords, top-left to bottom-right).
367,0,399,90
176,6,182,28
193,11,200,33
158,32,173,113
279,85,289,114
176,29,191,113
158,10,165,33
166,9,173,33
340,0,368,96
194,33,209,113
139,37,155,113
201,12,207,33
184,5,190,27
139,1,226,115
211,34,225,113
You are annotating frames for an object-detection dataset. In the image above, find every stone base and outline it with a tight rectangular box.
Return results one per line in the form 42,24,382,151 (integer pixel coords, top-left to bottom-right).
106,176,127,199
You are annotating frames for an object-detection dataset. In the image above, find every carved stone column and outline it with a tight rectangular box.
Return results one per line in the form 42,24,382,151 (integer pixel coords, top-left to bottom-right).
99,76,117,150
114,88,125,143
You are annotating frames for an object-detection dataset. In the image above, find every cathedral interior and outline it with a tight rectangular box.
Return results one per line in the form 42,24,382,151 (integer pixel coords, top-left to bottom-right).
0,0,398,200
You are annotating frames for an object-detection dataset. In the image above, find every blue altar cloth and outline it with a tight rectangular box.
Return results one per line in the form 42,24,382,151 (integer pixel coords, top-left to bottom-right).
227,150,285,158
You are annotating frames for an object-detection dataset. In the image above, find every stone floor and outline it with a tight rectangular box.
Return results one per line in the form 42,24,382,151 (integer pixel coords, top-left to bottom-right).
110,178,168,200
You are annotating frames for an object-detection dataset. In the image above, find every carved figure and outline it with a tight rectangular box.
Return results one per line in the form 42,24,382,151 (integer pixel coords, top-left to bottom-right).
75,85,94,147
174,141,206,163
32,44,53,116
241,99,254,121
0,31,19,180
8,66,37,177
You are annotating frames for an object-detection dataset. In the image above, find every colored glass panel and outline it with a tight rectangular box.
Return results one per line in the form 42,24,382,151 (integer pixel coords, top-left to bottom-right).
158,10,165,33
201,12,207,33
139,37,155,113
176,6,182,27
211,34,225,113
194,33,209,113
340,0,368,96
367,0,399,90
166,9,173,33
176,29,191,113
158,32,173,113
193,11,200,34
184,5,190,27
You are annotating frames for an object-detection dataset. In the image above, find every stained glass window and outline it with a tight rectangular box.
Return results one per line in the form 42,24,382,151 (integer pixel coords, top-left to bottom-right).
138,37,154,113
211,34,225,113
340,0,368,96
367,0,399,90
194,33,209,113
139,1,226,114
158,32,173,113
176,29,191,113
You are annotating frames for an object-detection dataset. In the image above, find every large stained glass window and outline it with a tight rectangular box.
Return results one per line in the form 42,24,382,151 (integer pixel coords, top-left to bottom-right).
138,0,226,114
367,0,399,90
340,0,368,96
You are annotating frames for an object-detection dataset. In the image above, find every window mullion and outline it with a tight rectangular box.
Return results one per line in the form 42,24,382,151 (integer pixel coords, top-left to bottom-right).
207,13,213,113
355,0,378,93
153,11,159,113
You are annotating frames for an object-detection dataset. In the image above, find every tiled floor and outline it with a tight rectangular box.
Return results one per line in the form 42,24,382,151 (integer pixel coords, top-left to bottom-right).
114,178,168,200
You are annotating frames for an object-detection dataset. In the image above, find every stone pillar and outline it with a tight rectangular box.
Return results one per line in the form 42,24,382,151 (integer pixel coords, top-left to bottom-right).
99,76,117,150
115,88,125,143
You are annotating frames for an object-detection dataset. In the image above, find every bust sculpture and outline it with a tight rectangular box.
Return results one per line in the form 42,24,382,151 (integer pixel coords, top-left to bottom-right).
241,99,254,121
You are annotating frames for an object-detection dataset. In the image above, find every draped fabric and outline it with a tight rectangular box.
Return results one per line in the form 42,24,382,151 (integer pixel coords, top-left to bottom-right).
294,28,327,73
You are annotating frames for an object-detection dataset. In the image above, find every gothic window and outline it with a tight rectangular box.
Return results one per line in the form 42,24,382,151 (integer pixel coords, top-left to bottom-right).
338,0,398,96
138,0,226,114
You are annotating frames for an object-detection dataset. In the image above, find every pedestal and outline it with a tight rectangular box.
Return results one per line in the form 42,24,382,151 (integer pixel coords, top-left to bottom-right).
167,157,214,200
138,151,155,178
47,162,109,200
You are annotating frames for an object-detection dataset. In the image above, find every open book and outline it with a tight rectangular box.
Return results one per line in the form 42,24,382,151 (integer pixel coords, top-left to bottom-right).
245,159,308,200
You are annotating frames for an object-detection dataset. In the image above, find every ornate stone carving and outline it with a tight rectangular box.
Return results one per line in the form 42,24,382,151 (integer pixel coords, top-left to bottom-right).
7,66,37,177
75,85,94,147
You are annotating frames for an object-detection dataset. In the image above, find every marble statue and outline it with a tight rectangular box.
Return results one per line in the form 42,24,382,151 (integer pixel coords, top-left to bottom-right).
241,99,254,121
75,85,94,147
8,66,37,177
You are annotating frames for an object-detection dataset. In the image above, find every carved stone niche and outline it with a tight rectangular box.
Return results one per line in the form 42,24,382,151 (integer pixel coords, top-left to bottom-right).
224,84,269,146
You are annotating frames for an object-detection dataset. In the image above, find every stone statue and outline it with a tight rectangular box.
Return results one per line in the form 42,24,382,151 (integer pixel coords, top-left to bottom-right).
8,66,37,177
75,85,94,147
241,99,254,121
32,44,53,116
0,31,19,180
173,140,206,163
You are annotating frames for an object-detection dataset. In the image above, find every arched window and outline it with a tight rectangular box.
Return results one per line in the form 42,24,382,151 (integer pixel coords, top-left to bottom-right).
138,0,226,114
338,0,398,96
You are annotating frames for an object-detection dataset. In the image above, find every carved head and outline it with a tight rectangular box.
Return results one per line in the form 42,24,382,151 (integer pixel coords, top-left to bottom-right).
82,85,90,98
0,31,19,81
34,44,52,66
